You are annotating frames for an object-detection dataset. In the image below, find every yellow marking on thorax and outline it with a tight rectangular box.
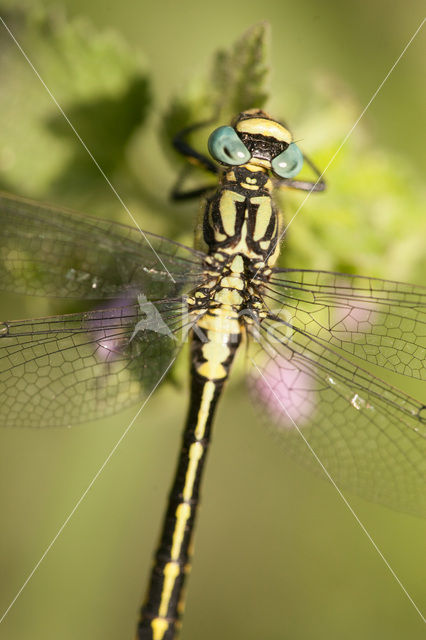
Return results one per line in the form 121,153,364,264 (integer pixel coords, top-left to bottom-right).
218,190,245,236
230,255,244,272
214,288,243,305
241,182,260,191
266,235,281,266
220,275,244,290
250,195,274,241
227,236,255,258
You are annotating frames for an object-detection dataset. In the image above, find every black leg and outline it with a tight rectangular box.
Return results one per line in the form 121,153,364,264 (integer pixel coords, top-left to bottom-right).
276,178,326,192
173,120,219,175
275,153,326,192
170,166,216,202
171,120,220,201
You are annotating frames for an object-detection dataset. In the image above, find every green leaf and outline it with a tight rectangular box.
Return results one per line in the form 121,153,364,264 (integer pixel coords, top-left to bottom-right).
161,22,270,164
210,21,270,119
0,5,151,207
46,75,151,195
276,76,426,282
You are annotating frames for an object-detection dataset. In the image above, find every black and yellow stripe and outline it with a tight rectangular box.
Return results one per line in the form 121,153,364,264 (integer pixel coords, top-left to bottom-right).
137,376,224,639
137,110,292,639
138,304,241,639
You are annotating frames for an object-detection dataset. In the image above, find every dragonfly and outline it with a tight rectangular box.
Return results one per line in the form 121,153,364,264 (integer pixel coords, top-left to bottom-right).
0,109,425,640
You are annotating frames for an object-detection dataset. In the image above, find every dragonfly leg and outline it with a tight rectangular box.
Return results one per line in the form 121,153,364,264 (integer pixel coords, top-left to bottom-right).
170,120,219,201
173,120,218,174
170,165,216,201
275,153,326,192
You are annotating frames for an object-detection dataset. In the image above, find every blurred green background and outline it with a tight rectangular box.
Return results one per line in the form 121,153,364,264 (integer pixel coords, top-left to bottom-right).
0,1,425,640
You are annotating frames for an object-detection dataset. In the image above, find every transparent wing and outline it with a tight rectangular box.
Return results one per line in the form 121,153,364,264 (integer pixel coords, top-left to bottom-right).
248,316,426,516
0,191,205,299
262,269,426,380
0,296,191,428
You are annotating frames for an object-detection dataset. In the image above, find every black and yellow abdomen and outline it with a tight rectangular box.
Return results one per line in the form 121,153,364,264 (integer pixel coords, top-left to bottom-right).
137,264,244,639
138,110,289,639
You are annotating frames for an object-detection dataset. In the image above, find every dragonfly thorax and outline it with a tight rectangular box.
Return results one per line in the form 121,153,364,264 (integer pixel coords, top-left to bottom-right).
203,168,280,266
189,251,269,344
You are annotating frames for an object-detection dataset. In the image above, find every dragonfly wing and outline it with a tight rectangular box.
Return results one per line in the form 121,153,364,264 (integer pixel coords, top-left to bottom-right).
0,297,190,428
0,191,205,299
248,316,426,516
262,269,426,380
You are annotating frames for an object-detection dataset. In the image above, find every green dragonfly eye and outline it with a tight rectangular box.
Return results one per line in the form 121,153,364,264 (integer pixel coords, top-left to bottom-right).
271,142,304,178
208,126,251,165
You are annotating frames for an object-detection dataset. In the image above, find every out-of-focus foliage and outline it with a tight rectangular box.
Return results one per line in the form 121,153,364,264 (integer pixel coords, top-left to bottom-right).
161,22,270,163
278,76,426,281
1,8,423,283
0,5,425,640
0,6,151,206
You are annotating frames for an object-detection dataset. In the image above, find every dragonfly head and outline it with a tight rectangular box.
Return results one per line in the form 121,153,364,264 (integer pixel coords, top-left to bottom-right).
208,109,304,180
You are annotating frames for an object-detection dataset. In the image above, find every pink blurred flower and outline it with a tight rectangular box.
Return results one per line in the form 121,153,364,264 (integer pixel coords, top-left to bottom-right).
251,355,315,428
